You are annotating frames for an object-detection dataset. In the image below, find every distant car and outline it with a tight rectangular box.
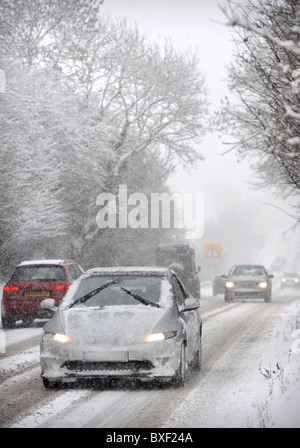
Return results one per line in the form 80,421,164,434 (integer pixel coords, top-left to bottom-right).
40,267,202,389
212,274,226,296
224,264,273,303
1,259,84,328
281,273,300,289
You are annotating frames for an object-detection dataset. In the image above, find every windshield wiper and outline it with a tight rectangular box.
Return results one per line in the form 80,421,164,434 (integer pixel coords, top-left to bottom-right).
66,280,120,309
120,287,161,308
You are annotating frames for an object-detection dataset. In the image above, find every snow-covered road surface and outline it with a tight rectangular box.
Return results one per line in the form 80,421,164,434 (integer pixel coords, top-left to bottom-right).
1,285,299,428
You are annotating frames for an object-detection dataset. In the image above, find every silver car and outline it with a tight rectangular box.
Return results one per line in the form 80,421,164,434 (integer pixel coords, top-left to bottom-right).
40,267,202,389
224,265,273,302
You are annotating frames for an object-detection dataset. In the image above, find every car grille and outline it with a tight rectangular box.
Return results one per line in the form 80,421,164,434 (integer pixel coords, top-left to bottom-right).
63,360,154,372
236,282,258,288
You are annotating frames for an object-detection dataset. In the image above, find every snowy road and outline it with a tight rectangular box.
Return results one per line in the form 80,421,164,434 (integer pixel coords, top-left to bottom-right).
1,283,300,428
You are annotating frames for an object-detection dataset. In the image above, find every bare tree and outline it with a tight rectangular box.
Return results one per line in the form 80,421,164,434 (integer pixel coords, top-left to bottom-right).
0,0,103,65
219,0,300,195
0,2,208,275
45,17,207,183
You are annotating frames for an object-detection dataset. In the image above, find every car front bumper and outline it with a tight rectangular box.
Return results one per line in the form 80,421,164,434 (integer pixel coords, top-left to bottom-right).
225,286,270,299
40,333,182,384
281,281,299,288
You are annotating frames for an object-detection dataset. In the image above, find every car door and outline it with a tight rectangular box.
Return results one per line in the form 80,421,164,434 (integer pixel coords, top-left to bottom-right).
171,274,198,366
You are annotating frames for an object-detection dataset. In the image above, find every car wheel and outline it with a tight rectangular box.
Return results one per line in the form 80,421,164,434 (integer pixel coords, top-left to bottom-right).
2,315,16,329
264,294,272,303
22,316,34,327
224,293,232,303
173,344,187,387
194,333,202,371
42,378,63,389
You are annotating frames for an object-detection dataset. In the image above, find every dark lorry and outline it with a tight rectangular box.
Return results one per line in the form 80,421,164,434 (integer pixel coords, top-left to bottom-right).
156,243,201,299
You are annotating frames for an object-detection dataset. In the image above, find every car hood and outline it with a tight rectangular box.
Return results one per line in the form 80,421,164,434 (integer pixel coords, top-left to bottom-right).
228,275,267,282
59,305,173,345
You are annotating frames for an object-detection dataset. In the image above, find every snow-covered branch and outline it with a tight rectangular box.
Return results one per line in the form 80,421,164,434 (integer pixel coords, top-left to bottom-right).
226,15,300,57
222,0,300,56
218,0,300,195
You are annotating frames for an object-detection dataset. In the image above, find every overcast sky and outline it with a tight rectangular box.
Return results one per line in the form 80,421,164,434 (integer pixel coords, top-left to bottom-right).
101,0,234,104
100,0,299,269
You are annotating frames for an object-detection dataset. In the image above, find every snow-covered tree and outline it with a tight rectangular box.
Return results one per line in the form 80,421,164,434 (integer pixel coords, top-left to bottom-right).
219,0,300,195
0,1,207,276
44,17,207,180
0,0,103,66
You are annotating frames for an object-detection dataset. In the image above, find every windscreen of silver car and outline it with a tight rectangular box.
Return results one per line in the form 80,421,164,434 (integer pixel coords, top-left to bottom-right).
65,279,120,309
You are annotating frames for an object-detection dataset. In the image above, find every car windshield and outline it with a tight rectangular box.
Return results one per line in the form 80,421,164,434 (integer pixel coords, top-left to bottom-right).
9,265,68,282
231,266,265,276
66,274,169,308
284,273,298,277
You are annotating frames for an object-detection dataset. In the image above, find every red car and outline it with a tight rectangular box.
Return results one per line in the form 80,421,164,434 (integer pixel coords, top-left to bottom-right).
1,259,84,328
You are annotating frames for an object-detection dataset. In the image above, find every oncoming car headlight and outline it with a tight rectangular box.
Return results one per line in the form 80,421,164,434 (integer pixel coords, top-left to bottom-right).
258,281,268,289
225,281,234,288
142,331,177,343
294,278,299,283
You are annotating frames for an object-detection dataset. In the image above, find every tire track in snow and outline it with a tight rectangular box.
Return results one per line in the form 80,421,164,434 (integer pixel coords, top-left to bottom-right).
13,389,150,428
1,292,292,428
0,345,40,383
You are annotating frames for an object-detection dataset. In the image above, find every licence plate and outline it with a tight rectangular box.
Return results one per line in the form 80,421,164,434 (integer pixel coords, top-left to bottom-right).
24,290,51,298
82,351,129,362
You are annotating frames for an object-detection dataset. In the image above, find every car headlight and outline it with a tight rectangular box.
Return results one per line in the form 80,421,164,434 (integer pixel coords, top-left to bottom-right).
282,278,286,283
142,331,177,343
258,281,268,289
294,278,299,283
225,281,234,288
52,333,73,343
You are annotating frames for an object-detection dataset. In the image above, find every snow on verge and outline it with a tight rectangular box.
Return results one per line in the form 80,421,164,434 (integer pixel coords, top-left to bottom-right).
263,299,300,427
164,298,300,428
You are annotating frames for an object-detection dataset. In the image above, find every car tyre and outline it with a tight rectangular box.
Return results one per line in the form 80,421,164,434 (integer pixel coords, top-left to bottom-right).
173,344,187,387
194,333,202,371
264,294,272,303
42,378,62,389
22,316,34,327
2,315,16,329
224,293,232,303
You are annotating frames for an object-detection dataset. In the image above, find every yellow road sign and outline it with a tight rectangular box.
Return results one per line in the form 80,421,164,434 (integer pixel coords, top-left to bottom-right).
204,243,222,262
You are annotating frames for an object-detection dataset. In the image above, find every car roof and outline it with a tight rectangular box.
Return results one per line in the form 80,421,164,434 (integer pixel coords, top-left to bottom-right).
231,264,265,268
85,266,171,276
156,243,195,253
18,259,76,266
229,264,266,271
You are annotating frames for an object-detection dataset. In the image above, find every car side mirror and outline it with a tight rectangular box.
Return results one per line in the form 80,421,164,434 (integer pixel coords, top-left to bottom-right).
41,298,57,312
221,274,227,278
268,274,274,278
183,297,200,312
